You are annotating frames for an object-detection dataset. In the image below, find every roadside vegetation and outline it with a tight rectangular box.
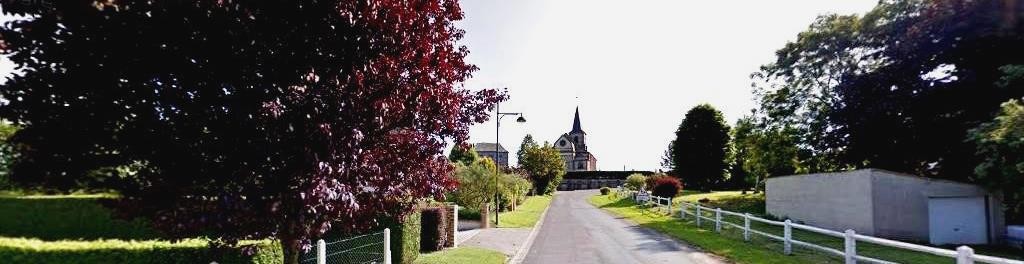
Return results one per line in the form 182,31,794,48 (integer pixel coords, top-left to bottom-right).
496,195,553,228
413,246,505,264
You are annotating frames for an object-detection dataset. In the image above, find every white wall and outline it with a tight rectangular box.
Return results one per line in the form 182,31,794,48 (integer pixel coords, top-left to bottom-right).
766,170,877,235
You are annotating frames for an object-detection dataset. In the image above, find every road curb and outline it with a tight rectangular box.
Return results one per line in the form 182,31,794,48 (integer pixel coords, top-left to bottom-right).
509,194,554,264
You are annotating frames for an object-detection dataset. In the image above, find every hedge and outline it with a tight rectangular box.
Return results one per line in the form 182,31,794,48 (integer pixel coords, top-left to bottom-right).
0,194,157,240
0,237,281,264
392,210,421,264
419,207,449,252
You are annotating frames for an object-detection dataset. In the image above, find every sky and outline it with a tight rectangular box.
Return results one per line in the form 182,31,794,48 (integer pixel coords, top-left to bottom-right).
457,0,880,171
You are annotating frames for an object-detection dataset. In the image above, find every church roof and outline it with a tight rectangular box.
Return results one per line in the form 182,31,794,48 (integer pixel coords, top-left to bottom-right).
571,107,585,134
474,143,508,153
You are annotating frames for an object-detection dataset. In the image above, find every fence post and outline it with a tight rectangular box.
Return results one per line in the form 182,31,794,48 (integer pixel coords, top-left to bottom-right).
316,239,326,264
784,219,793,255
743,213,751,241
453,205,459,248
696,206,702,227
844,229,856,264
384,228,392,264
715,208,722,233
680,203,686,219
668,198,673,215
956,246,974,264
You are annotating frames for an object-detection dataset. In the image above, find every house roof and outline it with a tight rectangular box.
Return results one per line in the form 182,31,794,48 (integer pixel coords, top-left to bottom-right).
474,143,508,153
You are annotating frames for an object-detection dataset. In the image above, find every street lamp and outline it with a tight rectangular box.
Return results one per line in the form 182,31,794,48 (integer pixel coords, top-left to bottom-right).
494,101,525,227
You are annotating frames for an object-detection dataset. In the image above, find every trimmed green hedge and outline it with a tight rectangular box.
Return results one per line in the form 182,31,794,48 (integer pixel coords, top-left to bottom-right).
0,194,157,240
394,210,421,264
0,237,282,264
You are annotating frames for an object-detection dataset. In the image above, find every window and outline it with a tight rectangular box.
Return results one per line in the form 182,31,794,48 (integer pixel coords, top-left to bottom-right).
559,140,566,147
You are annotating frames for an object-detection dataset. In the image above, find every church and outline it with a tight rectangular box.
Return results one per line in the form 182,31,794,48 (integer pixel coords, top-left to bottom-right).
553,107,598,171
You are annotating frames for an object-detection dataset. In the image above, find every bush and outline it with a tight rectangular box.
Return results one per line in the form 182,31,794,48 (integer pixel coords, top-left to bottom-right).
0,237,281,264
0,194,158,240
599,187,611,195
390,211,421,264
449,160,531,212
624,173,647,191
651,176,683,198
419,207,449,252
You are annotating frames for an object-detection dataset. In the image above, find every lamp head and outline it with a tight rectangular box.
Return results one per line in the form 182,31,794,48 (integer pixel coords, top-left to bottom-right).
516,116,527,123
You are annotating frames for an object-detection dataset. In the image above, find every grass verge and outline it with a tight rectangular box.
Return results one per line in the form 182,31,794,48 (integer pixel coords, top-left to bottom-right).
496,195,552,228
413,246,505,264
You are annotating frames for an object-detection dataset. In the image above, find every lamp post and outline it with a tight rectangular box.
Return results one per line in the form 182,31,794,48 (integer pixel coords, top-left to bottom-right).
494,101,525,227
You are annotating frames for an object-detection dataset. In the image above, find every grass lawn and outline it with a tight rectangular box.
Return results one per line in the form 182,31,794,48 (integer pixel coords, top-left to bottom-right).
602,192,1023,263
414,246,505,264
496,195,552,228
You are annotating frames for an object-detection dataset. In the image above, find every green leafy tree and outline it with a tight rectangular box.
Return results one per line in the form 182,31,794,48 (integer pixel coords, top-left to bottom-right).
671,104,731,191
967,67,1024,224
754,0,1024,180
727,117,756,190
517,134,538,166
449,144,480,165
519,142,565,195
743,127,800,191
0,120,18,188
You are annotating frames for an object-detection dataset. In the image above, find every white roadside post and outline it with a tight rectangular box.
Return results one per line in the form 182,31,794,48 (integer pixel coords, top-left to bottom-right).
844,229,857,264
784,219,793,255
715,208,722,233
316,239,326,264
384,228,392,264
668,198,673,215
956,246,974,264
679,203,686,219
743,213,751,241
453,205,459,248
696,206,702,227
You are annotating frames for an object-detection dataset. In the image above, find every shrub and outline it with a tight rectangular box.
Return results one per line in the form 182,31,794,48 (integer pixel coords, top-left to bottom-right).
624,173,647,191
599,187,611,195
419,207,449,252
0,237,281,264
390,210,421,264
651,176,683,198
0,194,158,240
449,160,531,212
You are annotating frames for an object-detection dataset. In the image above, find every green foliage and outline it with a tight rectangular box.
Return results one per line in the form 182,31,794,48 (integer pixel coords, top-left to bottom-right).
968,98,1024,224
754,0,1024,180
624,173,647,191
517,134,538,165
0,237,281,264
0,120,18,189
671,104,731,191
519,143,565,195
413,246,505,264
388,211,422,264
448,145,480,166
599,187,611,195
733,122,801,191
0,194,158,240
449,158,529,212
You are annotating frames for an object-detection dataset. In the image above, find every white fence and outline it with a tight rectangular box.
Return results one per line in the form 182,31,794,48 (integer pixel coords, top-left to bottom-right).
619,189,1023,264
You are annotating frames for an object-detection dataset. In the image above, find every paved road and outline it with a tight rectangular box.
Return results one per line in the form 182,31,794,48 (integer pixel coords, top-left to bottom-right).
522,190,724,264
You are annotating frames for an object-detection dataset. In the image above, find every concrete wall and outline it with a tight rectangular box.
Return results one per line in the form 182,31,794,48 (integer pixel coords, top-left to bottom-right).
869,169,1004,242
766,170,877,235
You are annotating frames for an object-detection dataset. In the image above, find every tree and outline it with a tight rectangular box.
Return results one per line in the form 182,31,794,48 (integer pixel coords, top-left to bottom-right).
519,142,565,195
754,0,1024,180
967,66,1024,224
727,117,756,190
449,144,480,165
0,120,17,188
659,142,674,171
671,104,731,191
0,1,502,263
517,134,538,166
743,127,800,191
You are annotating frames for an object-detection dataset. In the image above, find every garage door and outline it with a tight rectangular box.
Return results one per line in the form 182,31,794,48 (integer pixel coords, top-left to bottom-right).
928,197,988,245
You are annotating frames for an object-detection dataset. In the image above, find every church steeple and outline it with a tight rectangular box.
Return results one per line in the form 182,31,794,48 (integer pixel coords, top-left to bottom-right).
571,107,584,134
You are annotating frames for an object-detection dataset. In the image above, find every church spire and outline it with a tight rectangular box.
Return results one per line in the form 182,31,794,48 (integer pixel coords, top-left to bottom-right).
571,107,584,134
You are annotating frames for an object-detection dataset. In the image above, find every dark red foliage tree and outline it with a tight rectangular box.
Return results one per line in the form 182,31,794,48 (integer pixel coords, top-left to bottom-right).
650,176,683,198
0,0,500,262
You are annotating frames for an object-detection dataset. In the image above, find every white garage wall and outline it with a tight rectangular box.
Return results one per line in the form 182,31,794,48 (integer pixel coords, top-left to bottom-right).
766,170,876,235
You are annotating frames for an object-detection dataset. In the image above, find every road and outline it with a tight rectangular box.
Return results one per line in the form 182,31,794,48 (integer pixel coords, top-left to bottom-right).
521,190,724,264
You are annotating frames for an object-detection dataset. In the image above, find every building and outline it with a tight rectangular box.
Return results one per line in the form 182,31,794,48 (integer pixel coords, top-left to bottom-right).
553,107,597,171
474,143,509,168
766,169,1006,245
558,171,655,191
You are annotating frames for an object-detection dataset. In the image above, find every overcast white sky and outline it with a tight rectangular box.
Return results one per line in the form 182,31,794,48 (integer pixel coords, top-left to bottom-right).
458,0,880,170
0,1,881,171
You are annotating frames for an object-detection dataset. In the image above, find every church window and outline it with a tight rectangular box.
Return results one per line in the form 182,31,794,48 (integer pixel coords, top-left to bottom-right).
559,140,566,147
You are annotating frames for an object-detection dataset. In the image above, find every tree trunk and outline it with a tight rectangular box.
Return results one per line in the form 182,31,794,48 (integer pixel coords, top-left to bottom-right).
281,238,302,264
